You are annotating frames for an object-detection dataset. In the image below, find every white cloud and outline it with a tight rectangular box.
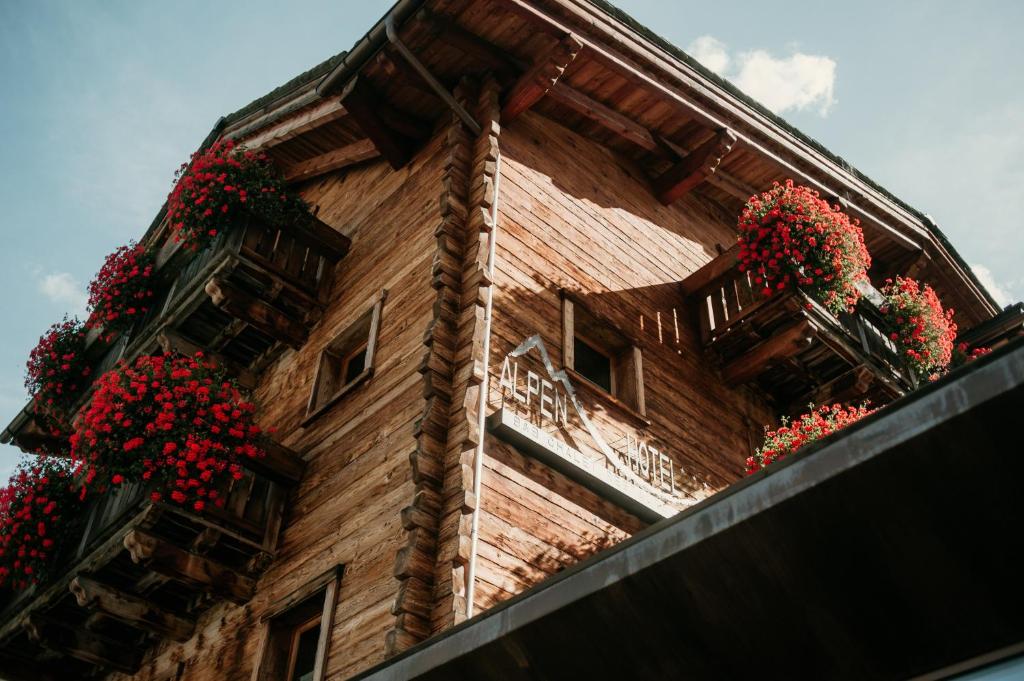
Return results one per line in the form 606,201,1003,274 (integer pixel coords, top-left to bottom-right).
971,264,1011,307
38,271,88,316
687,36,730,76
686,35,837,116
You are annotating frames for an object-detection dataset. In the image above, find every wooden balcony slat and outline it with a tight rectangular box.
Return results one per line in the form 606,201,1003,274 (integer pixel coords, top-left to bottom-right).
26,614,142,673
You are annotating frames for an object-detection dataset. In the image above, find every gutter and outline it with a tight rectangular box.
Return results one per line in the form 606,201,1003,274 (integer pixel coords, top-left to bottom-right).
316,0,428,96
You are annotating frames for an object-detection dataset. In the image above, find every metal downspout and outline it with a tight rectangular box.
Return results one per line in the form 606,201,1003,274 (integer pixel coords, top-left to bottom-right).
465,149,501,619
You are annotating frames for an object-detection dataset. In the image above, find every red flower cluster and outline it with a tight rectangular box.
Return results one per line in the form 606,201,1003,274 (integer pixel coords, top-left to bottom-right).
25,318,91,438
167,138,307,251
746,403,874,473
951,342,991,369
737,180,871,314
71,353,264,512
0,456,81,588
87,242,156,333
880,276,957,380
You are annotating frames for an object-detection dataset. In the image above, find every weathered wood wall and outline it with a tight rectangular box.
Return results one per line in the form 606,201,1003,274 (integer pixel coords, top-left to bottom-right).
472,110,775,610
107,133,446,681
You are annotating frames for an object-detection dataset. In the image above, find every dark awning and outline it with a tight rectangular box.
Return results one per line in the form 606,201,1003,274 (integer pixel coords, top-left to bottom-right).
353,340,1024,681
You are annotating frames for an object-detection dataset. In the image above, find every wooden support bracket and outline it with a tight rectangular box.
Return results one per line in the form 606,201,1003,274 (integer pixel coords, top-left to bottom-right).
502,34,583,121
69,574,195,643
205,276,308,349
340,75,417,169
722,320,815,386
123,529,256,605
25,614,142,673
654,129,738,205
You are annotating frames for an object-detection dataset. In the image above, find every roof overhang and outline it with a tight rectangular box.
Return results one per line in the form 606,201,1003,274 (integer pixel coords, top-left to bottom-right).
352,339,1024,680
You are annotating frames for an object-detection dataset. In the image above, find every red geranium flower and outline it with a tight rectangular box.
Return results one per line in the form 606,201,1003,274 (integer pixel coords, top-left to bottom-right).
25,317,91,442
879,276,957,380
71,352,265,510
746,403,874,473
86,242,156,333
737,180,871,315
166,139,308,251
0,456,82,588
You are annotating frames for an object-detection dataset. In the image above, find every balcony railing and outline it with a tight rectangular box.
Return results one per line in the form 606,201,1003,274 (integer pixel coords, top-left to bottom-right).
0,440,303,677
682,247,916,413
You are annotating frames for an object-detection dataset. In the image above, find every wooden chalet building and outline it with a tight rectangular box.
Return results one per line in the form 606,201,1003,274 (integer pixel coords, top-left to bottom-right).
1,1,1021,679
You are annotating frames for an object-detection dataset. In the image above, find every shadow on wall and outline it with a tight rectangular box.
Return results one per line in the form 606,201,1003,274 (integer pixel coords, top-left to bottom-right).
503,112,738,257
491,281,764,487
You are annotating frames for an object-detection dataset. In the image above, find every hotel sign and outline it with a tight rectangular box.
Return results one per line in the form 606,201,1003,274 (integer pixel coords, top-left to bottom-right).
487,335,687,522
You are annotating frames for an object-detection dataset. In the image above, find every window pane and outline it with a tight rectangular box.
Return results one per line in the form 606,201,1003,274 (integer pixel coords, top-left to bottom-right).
291,623,321,681
343,347,367,385
574,337,612,393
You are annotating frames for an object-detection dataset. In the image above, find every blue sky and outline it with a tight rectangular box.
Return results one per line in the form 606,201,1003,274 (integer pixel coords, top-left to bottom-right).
0,0,1021,482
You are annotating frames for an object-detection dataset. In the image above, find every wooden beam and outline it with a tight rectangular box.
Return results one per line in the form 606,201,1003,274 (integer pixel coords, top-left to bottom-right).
502,34,583,121
123,530,256,605
69,574,195,643
723,320,815,386
237,97,348,150
546,81,659,152
704,168,759,202
283,139,380,183
340,76,415,169
205,276,308,349
412,9,526,81
680,244,741,296
26,614,142,673
250,437,306,486
654,129,738,205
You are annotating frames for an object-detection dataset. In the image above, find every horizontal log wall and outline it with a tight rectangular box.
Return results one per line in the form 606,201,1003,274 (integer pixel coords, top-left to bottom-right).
107,135,446,681
474,111,774,610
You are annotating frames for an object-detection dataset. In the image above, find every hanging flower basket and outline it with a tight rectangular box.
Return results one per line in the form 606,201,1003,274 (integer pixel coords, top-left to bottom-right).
87,241,157,334
71,352,265,512
25,318,91,437
167,139,309,252
746,403,874,473
951,342,990,369
879,276,957,380
0,456,82,588
737,180,872,315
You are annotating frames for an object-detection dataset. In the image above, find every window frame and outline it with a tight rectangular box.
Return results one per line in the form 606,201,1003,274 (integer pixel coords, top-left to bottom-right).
561,293,646,418
304,290,387,424
252,565,344,681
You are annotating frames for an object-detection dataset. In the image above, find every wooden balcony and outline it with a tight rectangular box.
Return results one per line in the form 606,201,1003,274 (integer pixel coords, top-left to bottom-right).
142,210,350,372
1,210,348,455
682,247,916,413
0,441,303,679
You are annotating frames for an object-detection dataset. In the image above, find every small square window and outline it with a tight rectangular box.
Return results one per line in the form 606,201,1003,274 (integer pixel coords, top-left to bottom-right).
254,566,343,681
562,295,645,415
305,291,386,423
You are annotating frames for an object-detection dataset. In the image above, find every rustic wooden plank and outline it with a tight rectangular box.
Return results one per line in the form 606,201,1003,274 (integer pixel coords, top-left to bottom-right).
238,97,349,150
722,320,815,385
69,575,196,642
283,139,380,184
680,245,741,295
123,529,257,604
546,80,658,152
